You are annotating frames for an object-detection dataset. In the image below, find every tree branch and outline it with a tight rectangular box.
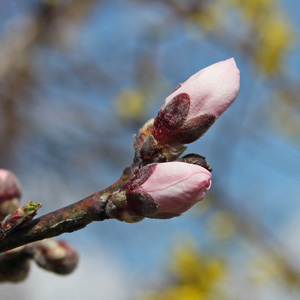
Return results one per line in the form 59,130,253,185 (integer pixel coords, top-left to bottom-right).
0,171,131,253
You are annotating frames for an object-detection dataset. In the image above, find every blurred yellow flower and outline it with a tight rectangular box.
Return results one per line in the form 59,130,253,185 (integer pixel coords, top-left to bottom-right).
142,242,226,300
231,0,272,19
116,89,146,122
143,285,205,300
255,18,293,75
231,0,293,75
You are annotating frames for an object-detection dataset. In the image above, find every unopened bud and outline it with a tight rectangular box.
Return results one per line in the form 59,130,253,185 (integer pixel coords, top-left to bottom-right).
33,239,79,275
122,161,211,219
134,59,240,163
153,58,240,145
0,169,22,220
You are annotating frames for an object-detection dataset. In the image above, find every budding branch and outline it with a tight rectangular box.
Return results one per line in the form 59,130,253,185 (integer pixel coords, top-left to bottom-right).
0,172,132,253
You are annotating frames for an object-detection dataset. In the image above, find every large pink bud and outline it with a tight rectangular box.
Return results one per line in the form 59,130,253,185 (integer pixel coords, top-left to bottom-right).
152,58,240,144
124,162,211,218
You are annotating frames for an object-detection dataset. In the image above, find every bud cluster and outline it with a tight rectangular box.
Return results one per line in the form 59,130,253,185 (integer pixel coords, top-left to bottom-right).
109,58,240,222
0,169,78,282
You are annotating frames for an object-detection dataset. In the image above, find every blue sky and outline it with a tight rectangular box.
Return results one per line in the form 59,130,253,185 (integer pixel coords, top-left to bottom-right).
1,0,300,299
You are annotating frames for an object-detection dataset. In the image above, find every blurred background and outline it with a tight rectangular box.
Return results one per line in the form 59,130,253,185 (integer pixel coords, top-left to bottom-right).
0,0,300,299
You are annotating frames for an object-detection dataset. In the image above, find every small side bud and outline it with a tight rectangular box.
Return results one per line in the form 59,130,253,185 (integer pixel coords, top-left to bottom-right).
33,239,79,275
106,191,145,223
119,210,145,223
178,153,212,172
0,201,42,239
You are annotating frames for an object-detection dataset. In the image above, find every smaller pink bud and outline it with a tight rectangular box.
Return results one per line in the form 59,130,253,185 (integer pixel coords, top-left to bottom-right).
152,58,240,145
124,162,211,218
0,169,22,221
33,239,79,275
0,169,22,202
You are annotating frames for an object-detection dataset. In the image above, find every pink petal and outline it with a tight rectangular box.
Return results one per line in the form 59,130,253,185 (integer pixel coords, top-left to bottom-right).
163,58,240,120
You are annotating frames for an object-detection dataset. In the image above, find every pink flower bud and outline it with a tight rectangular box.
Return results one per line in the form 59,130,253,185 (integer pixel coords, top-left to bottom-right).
0,169,22,221
0,169,22,202
125,162,211,218
33,239,79,275
152,58,240,144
